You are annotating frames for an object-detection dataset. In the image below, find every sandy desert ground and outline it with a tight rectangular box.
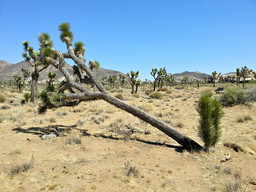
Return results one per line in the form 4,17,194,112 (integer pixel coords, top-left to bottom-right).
0,85,256,192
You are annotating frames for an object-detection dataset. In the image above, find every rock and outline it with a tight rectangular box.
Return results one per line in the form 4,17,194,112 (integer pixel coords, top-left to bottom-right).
41,133,57,140
220,152,231,163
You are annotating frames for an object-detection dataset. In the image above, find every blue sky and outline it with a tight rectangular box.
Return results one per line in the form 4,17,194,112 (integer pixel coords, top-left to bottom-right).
0,0,255,80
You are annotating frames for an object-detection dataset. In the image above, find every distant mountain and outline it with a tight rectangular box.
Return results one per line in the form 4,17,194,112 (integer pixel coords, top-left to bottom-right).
173,71,210,81
0,60,12,71
0,60,123,82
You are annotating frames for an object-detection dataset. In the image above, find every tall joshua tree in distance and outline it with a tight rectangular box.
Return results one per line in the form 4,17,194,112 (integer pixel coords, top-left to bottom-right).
127,71,139,94
22,33,52,102
28,22,204,151
240,66,251,88
150,68,158,91
236,68,241,86
211,71,221,87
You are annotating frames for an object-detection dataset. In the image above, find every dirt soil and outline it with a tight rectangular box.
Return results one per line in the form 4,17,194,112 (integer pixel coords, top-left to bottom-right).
0,85,256,192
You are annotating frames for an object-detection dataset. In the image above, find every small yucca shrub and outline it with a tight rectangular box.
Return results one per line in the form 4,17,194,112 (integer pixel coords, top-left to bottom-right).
197,92,223,152
24,92,30,103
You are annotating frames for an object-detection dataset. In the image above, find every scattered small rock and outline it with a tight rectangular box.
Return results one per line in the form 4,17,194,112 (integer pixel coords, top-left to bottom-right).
220,152,231,163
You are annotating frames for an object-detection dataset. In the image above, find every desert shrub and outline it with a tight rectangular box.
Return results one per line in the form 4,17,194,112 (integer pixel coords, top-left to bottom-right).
114,93,124,100
157,87,168,92
0,94,6,103
9,156,34,177
197,92,223,151
124,161,139,177
24,92,30,103
138,104,153,112
66,136,81,145
247,86,256,101
149,92,163,99
132,93,140,98
248,80,256,84
220,86,250,106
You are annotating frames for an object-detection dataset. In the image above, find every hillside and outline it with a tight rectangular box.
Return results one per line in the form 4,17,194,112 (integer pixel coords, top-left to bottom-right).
0,60,123,82
173,71,210,82
0,60,12,72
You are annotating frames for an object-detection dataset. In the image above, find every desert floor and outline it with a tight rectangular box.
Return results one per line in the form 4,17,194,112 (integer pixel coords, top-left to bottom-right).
0,85,256,192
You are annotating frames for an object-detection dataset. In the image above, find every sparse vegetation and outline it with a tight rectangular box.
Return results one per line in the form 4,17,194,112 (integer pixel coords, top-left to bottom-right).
0,94,6,103
149,92,163,99
220,86,250,106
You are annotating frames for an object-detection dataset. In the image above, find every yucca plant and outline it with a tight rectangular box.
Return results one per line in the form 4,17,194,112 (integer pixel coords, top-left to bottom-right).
197,92,223,152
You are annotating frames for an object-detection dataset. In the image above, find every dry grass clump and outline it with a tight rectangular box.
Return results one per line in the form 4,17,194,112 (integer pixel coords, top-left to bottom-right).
0,94,6,103
157,87,168,92
236,115,252,123
9,156,34,177
114,93,124,100
132,93,140,98
149,92,163,99
138,103,153,112
66,136,82,145
124,161,139,177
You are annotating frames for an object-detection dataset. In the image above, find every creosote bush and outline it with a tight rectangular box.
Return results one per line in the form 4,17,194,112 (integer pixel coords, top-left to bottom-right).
149,92,163,99
197,92,223,152
220,86,250,106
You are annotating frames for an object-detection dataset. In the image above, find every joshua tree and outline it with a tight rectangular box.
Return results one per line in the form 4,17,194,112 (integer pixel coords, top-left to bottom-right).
150,68,158,91
211,71,221,87
135,79,141,93
127,71,139,94
236,68,241,86
13,75,24,92
107,75,117,88
182,76,189,85
240,66,251,88
46,72,56,92
22,33,52,102
21,68,31,83
28,22,204,151
197,92,223,152
119,74,126,88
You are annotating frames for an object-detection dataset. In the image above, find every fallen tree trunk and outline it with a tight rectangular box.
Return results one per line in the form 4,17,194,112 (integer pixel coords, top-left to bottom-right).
39,22,204,152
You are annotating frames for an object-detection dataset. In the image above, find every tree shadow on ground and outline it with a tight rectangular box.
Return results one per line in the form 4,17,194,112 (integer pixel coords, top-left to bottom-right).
12,125,183,153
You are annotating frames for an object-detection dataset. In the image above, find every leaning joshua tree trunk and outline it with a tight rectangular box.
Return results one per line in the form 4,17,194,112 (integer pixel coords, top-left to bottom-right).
37,22,204,152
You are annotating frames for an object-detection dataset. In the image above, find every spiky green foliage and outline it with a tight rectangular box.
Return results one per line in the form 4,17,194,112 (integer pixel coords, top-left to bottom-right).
13,75,24,92
22,41,29,50
59,22,73,42
89,60,100,71
38,33,53,48
74,41,85,53
23,93,30,103
197,92,223,151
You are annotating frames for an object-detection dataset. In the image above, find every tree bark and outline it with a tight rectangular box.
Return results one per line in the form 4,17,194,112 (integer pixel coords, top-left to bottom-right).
43,37,204,152
102,93,203,151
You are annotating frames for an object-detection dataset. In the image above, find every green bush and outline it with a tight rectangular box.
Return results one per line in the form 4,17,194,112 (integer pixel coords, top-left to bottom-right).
24,92,30,103
197,92,223,152
149,92,163,99
220,86,250,106
248,80,256,84
0,94,6,103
